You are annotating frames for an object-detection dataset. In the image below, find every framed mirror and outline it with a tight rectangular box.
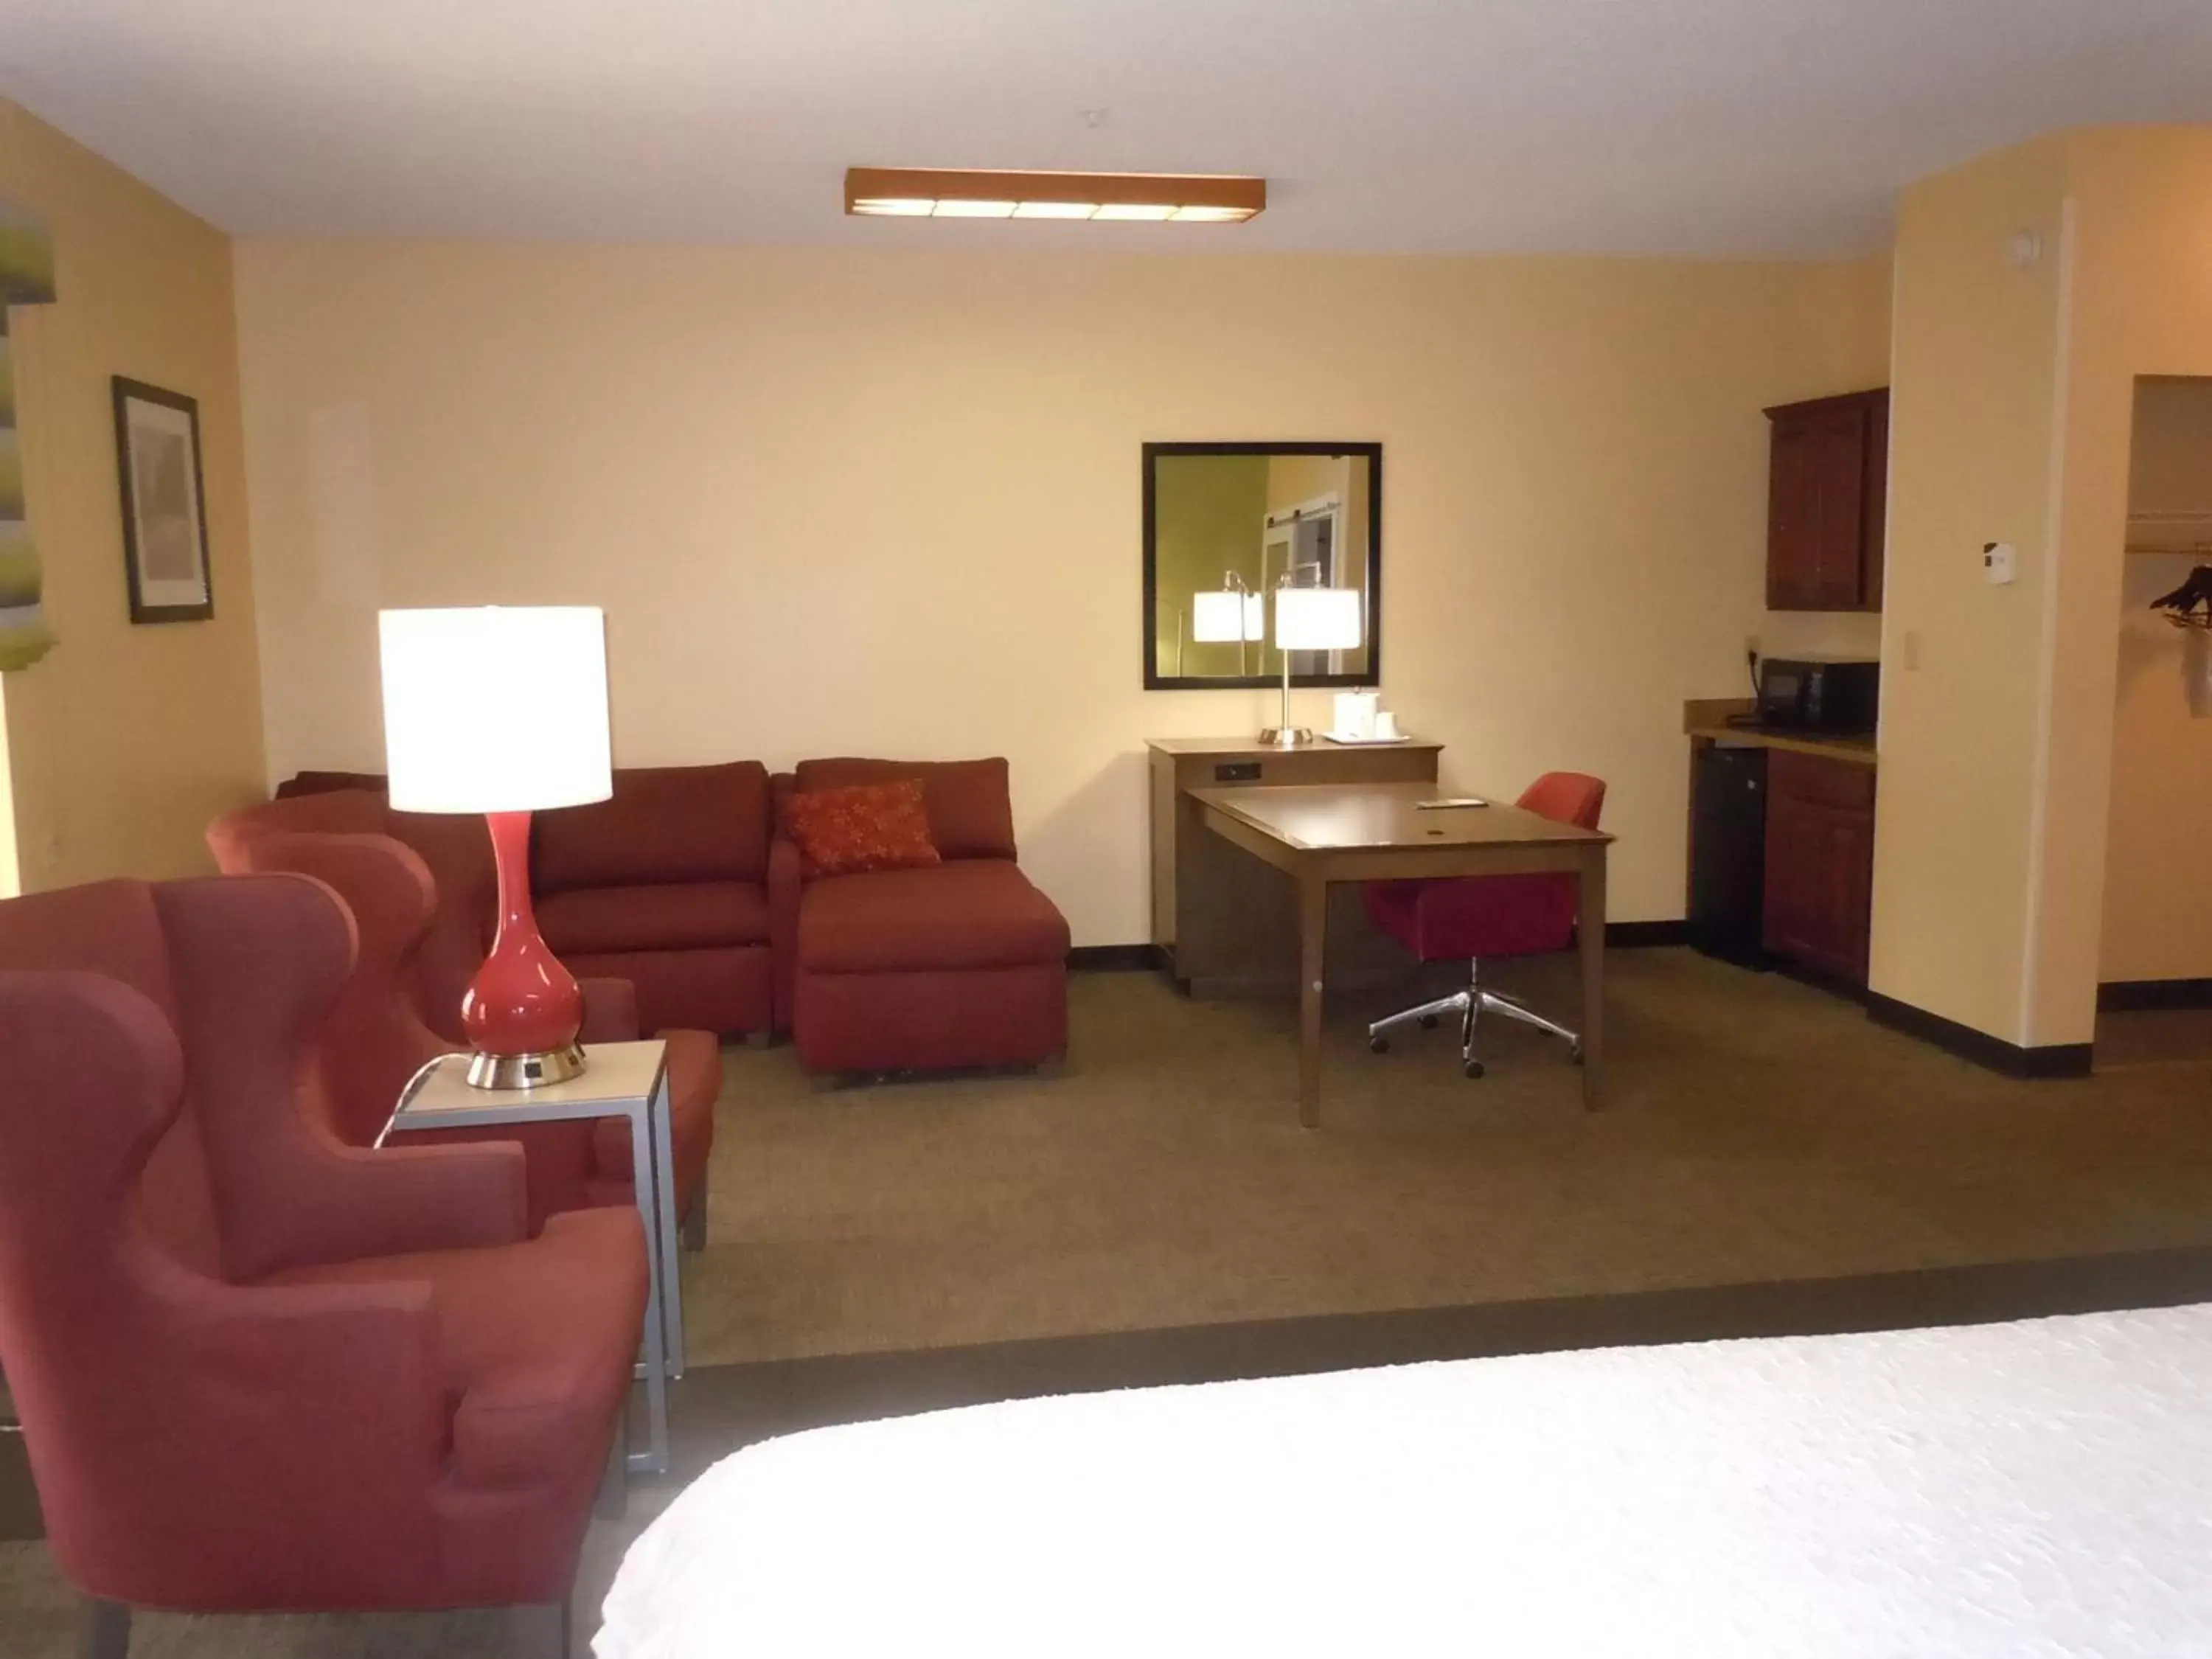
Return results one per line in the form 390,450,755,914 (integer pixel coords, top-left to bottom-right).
1143,441,1382,689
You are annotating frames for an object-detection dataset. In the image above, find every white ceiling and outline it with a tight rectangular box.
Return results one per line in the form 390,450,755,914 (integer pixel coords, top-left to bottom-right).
1,0,2208,257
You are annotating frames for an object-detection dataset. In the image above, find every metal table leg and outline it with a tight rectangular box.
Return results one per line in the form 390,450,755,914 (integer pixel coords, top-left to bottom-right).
625,1103,669,1475
648,1073,686,1378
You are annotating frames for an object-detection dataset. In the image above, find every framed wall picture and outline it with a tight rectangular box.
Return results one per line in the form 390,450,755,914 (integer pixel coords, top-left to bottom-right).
111,376,212,623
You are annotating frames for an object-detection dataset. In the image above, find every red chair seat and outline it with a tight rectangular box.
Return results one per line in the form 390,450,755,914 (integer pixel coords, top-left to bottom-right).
263,1206,645,1489
538,881,770,955
798,861,1069,975
1363,872,1580,961
1363,773,1606,965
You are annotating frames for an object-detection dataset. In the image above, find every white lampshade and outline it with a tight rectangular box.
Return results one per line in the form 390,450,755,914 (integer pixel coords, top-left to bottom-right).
380,606,613,815
1274,586,1363,651
1192,589,1266,643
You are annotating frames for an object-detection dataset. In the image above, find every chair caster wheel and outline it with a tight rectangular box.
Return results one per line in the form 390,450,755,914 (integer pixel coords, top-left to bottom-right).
1369,1037,1390,1054
1419,1014,1439,1029
1463,1059,1486,1079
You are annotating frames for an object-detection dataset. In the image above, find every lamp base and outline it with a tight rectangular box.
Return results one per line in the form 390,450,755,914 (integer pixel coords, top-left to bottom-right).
465,1043,587,1091
1256,726,1316,749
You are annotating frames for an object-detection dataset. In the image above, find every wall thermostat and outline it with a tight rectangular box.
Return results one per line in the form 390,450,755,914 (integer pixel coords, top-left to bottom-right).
1983,542,2018,585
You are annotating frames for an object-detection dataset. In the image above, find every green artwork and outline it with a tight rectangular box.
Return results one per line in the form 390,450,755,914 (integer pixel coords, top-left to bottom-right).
0,200,56,671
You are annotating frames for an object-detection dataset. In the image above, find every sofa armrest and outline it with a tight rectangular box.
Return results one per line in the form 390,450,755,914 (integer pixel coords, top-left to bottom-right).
578,975,640,1043
768,834,803,1032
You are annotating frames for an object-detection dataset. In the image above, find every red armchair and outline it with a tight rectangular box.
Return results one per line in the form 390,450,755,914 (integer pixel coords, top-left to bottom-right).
0,873,645,1651
207,791,720,1241
1363,771,1608,1079
773,757,1070,1074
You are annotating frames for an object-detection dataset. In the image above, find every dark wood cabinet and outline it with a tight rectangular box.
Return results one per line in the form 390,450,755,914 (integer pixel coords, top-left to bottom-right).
1761,750,1875,984
1765,389,1888,612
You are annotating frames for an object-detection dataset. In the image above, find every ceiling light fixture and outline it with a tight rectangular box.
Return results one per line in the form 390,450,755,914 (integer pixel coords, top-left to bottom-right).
846,167,1265,224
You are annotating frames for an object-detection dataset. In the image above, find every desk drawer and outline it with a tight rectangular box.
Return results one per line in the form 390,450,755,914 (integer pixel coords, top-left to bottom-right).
1178,749,1436,791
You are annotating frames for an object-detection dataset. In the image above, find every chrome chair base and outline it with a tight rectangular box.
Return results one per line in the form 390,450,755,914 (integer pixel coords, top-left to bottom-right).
1367,961,1582,1079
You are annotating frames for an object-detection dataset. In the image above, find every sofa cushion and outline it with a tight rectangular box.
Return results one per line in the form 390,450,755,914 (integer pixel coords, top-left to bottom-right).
798,860,1069,975
781,780,941,878
791,758,1015,861
535,762,771,891
538,882,770,956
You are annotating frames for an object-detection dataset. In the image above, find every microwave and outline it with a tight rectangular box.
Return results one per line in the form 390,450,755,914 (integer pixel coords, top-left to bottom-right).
1757,656,1879,734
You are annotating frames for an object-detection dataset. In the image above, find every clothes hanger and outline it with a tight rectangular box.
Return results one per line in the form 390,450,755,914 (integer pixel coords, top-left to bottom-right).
2149,563,2212,630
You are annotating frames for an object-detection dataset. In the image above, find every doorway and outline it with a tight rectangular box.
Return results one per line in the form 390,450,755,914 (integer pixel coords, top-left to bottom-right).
2094,375,2212,1065
1262,493,1344,675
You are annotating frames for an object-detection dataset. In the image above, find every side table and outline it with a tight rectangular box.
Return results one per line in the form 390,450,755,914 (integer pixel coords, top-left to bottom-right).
383,1039,684,1475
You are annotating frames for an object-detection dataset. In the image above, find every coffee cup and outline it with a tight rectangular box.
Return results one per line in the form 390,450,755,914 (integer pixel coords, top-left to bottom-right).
1373,710,1401,740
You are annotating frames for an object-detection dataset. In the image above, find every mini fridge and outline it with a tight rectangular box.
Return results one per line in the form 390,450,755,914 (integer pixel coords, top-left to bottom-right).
1690,744,1769,968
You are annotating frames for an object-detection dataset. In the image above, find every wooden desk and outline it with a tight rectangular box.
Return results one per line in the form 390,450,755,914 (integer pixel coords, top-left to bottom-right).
1191,782,1613,1127
1149,737,1443,995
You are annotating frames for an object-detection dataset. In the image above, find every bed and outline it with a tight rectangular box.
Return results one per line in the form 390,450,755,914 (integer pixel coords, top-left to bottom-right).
596,1305,2212,1657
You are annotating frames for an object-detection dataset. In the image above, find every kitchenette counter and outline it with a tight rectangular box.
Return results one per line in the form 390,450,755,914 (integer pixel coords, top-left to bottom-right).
1683,698,1877,767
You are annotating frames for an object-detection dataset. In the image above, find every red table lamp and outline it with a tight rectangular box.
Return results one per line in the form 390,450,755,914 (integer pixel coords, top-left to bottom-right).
379,605,613,1089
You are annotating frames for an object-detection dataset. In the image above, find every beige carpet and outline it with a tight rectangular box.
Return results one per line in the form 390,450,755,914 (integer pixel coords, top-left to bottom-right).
2096,1004,2212,1068
10,948,2212,1656
0,1495,664,1659
684,950,2212,1367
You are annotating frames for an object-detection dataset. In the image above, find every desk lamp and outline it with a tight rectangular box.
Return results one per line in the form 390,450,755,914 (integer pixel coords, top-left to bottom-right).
379,606,613,1088
1259,579,1363,748
1191,572,1265,675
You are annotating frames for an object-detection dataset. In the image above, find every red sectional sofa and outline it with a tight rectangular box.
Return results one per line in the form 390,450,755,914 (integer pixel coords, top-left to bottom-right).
255,754,1071,1077
267,765,776,1039
774,757,1071,1074
531,762,776,1040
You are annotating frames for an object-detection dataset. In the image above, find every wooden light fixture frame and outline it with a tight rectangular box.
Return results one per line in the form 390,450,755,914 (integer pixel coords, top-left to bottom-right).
844,167,1265,221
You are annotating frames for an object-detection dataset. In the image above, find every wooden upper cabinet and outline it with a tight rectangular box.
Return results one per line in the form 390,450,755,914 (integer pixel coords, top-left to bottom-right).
1764,389,1888,613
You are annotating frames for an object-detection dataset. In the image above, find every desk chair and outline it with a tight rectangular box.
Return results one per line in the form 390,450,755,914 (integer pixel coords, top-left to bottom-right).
1363,772,1607,1078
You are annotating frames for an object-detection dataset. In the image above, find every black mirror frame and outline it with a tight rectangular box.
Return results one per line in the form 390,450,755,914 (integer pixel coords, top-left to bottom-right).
1141,440,1383,691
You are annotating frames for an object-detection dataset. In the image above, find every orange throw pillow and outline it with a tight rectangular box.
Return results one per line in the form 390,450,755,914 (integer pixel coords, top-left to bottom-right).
782,780,942,878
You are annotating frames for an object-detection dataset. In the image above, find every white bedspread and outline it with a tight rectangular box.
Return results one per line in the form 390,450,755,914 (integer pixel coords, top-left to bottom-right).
597,1305,2212,1658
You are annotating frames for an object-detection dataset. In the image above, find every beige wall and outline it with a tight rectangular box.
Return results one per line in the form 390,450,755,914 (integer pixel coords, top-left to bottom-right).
2099,377,2212,983
1875,125,2212,1046
1870,135,2071,1043
2033,129,2212,1032
234,242,1888,945
0,100,265,889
